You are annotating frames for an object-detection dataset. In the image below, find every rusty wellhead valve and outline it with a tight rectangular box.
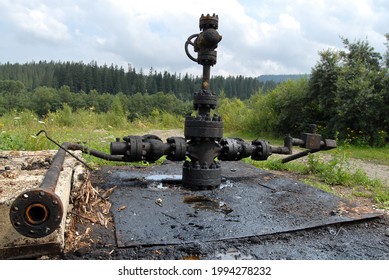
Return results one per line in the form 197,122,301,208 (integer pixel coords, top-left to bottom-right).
183,14,223,188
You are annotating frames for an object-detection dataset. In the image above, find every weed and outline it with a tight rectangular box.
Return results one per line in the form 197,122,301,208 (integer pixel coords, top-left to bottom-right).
301,179,335,194
306,152,353,185
0,132,25,150
374,188,389,209
243,157,306,173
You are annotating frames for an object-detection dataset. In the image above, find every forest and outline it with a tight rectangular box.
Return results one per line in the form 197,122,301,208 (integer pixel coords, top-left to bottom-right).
0,60,276,100
1,36,389,146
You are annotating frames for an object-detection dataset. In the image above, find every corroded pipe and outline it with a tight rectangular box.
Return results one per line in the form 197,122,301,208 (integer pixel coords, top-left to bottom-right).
9,140,126,238
9,144,68,238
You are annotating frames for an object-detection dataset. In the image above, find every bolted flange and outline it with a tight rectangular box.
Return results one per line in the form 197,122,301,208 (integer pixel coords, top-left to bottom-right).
182,160,221,189
10,189,63,238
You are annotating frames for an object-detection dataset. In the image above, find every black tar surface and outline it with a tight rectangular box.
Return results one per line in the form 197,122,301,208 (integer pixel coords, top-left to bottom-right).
63,161,389,260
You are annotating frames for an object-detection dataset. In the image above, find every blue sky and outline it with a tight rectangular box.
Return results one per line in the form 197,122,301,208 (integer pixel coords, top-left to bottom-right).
0,0,388,77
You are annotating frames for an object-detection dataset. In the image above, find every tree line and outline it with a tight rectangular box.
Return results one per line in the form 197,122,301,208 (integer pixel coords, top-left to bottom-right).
0,61,275,100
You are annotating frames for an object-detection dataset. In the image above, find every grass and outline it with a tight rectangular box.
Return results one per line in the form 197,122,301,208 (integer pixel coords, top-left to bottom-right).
338,145,389,165
0,109,181,168
243,148,389,208
301,179,335,194
1,109,388,208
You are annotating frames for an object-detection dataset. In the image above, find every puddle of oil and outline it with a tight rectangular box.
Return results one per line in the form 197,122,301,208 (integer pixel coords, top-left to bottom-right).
146,175,182,189
183,195,233,214
148,181,166,189
114,171,142,180
145,174,182,182
219,179,234,189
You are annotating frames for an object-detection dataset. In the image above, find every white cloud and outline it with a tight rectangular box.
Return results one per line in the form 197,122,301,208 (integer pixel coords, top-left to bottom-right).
1,1,71,44
15,8,70,43
0,0,388,76
278,13,300,31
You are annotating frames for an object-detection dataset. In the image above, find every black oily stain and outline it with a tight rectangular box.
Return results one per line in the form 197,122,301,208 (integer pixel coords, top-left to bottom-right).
183,195,233,214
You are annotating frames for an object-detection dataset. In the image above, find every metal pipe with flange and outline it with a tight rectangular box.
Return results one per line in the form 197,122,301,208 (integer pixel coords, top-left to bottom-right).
9,143,70,238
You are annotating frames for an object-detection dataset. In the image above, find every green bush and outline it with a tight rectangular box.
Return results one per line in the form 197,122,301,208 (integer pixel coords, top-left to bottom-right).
245,90,278,135
217,95,253,133
48,104,74,127
145,109,183,129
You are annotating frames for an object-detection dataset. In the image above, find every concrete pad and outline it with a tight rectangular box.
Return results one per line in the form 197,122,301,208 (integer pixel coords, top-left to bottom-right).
0,150,85,259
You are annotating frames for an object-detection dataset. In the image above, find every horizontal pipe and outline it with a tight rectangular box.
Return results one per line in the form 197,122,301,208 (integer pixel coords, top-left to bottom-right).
281,149,319,163
66,143,125,162
10,141,126,238
9,143,69,238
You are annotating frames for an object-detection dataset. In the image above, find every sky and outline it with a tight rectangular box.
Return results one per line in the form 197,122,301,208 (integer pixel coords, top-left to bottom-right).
0,0,388,77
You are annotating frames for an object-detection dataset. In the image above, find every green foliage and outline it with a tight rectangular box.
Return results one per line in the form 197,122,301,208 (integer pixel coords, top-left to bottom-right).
243,157,307,173
244,78,310,137
258,74,309,83
0,132,25,150
0,80,28,114
144,109,184,129
304,151,387,206
306,152,352,185
105,95,127,128
245,89,278,135
301,179,335,194
307,37,389,145
308,49,340,136
304,147,383,189
339,144,389,165
0,81,192,125
0,107,184,152
126,92,191,119
217,94,253,132
49,103,74,127
271,78,310,135
31,86,62,116
244,35,389,146
0,61,263,100
0,110,51,150
1,108,388,207
375,188,389,208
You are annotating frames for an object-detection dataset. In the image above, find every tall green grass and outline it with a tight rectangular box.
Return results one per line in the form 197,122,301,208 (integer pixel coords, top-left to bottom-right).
0,108,183,152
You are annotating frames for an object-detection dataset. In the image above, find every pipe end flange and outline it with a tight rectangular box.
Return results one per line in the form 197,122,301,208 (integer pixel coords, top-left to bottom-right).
9,189,64,238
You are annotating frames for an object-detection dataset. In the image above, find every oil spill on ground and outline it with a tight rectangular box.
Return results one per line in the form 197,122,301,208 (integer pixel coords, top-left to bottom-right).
60,163,389,260
102,162,380,247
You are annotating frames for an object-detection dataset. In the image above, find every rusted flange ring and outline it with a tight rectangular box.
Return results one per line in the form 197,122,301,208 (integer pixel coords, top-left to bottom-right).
10,189,64,238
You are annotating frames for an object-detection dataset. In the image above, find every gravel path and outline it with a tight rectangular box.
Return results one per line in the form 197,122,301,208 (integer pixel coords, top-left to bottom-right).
346,158,389,183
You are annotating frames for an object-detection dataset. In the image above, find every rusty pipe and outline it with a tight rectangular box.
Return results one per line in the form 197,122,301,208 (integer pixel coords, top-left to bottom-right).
281,149,320,163
9,141,126,238
9,144,69,238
